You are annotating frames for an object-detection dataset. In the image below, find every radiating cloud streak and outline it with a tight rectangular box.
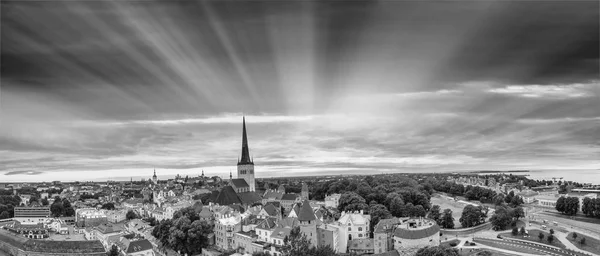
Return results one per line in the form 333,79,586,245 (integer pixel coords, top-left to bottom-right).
0,1,598,181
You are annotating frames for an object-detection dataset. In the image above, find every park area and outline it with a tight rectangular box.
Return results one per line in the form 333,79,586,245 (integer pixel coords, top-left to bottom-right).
566,232,600,255
431,194,468,228
500,228,566,248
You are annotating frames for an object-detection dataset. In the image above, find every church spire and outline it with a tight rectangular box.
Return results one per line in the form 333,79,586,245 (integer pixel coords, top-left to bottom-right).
238,116,253,165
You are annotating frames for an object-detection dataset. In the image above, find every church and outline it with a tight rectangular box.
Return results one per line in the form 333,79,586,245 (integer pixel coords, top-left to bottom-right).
212,117,262,207
229,116,256,193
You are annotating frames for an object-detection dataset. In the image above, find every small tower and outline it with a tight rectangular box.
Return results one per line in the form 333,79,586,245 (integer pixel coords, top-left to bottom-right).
152,169,158,184
278,184,286,194
298,199,318,247
301,182,309,201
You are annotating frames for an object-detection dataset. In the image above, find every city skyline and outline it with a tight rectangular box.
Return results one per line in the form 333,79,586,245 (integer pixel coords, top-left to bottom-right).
2,1,599,182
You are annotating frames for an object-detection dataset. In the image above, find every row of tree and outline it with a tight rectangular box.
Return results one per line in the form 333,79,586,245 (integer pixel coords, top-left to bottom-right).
581,197,600,218
0,195,21,219
556,196,580,216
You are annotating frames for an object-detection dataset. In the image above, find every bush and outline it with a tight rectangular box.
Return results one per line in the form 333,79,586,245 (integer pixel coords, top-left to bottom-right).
449,242,457,247
512,227,519,236
572,232,578,239
580,237,586,245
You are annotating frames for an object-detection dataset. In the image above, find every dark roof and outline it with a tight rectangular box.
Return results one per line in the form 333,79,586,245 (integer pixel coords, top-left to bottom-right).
265,201,281,208
393,222,441,239
263,190,284,200
238,116,254,165
238,191,263,205
230,204,246,214
231,178,249,188
256,217,277,230
263,204,279,216
374,218,402,233
124,239,153,253
281,193,299,201
298,200,316,221
215,186,243,206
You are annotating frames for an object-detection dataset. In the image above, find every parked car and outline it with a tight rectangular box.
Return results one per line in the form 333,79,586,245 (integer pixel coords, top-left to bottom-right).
497,234,503,239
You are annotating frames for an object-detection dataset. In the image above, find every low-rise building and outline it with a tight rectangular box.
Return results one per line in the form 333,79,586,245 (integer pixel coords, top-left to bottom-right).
13,206,51,224
325,194,341,209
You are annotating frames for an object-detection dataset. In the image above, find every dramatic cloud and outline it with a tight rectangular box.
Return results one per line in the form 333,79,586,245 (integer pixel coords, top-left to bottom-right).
1,0,598,182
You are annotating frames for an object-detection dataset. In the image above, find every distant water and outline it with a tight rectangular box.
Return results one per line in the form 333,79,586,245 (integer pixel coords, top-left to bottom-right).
525,169,600,185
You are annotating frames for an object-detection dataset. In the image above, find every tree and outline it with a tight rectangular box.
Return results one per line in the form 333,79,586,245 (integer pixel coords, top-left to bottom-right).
549,229,554,235
338,192,368,212
50,201,65,217
513,207,524,220
572,232,578,239
0,211,9,219
428,205,442,226
580,237,586,245
556,197,566,213
41,198,49,206
538,232,545,241
490,206,512,230
511,227,518,236
389,196,408,217
510,196,524,207
107,244,119,256
519,227,526,236
126,210,138,220
368,204,392,236
416,246,459,256
564,197,580,216
440,209,455,229
547,234,554,244
459,205,486,228
101,202,115,210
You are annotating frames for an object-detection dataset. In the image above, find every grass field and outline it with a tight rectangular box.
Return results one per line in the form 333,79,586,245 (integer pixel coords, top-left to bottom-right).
431,194,466,228
441,238,461,247
474,238,545,255
542,211,600,225
501,229,566,249
566,232,600,255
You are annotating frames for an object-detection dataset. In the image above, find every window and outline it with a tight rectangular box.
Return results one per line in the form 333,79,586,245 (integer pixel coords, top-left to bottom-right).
359,234,363,238
358,227,362,231
348,227,351,231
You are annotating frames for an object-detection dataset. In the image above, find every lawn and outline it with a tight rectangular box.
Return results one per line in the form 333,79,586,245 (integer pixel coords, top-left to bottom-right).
500,229,566,249
541,211,600,225
474,238,545,255
441,238,461,248
431,194,466,228
566,232,600,256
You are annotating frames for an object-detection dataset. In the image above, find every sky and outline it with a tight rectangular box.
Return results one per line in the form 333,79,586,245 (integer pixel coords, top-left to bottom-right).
1,0,599,182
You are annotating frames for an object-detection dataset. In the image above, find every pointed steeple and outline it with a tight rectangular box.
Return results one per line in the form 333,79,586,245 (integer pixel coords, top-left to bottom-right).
238,116,253,165
229,171,232,180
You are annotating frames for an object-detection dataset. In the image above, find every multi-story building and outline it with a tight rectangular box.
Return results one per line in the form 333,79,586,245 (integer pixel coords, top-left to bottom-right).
215,212,248,250
325,194,341,209
13,206,51,223
75,208,108,227
373,218,402,254
338,210,370,240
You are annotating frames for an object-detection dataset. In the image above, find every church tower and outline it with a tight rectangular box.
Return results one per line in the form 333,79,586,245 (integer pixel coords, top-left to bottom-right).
237,116,255,192
152,169,158,184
